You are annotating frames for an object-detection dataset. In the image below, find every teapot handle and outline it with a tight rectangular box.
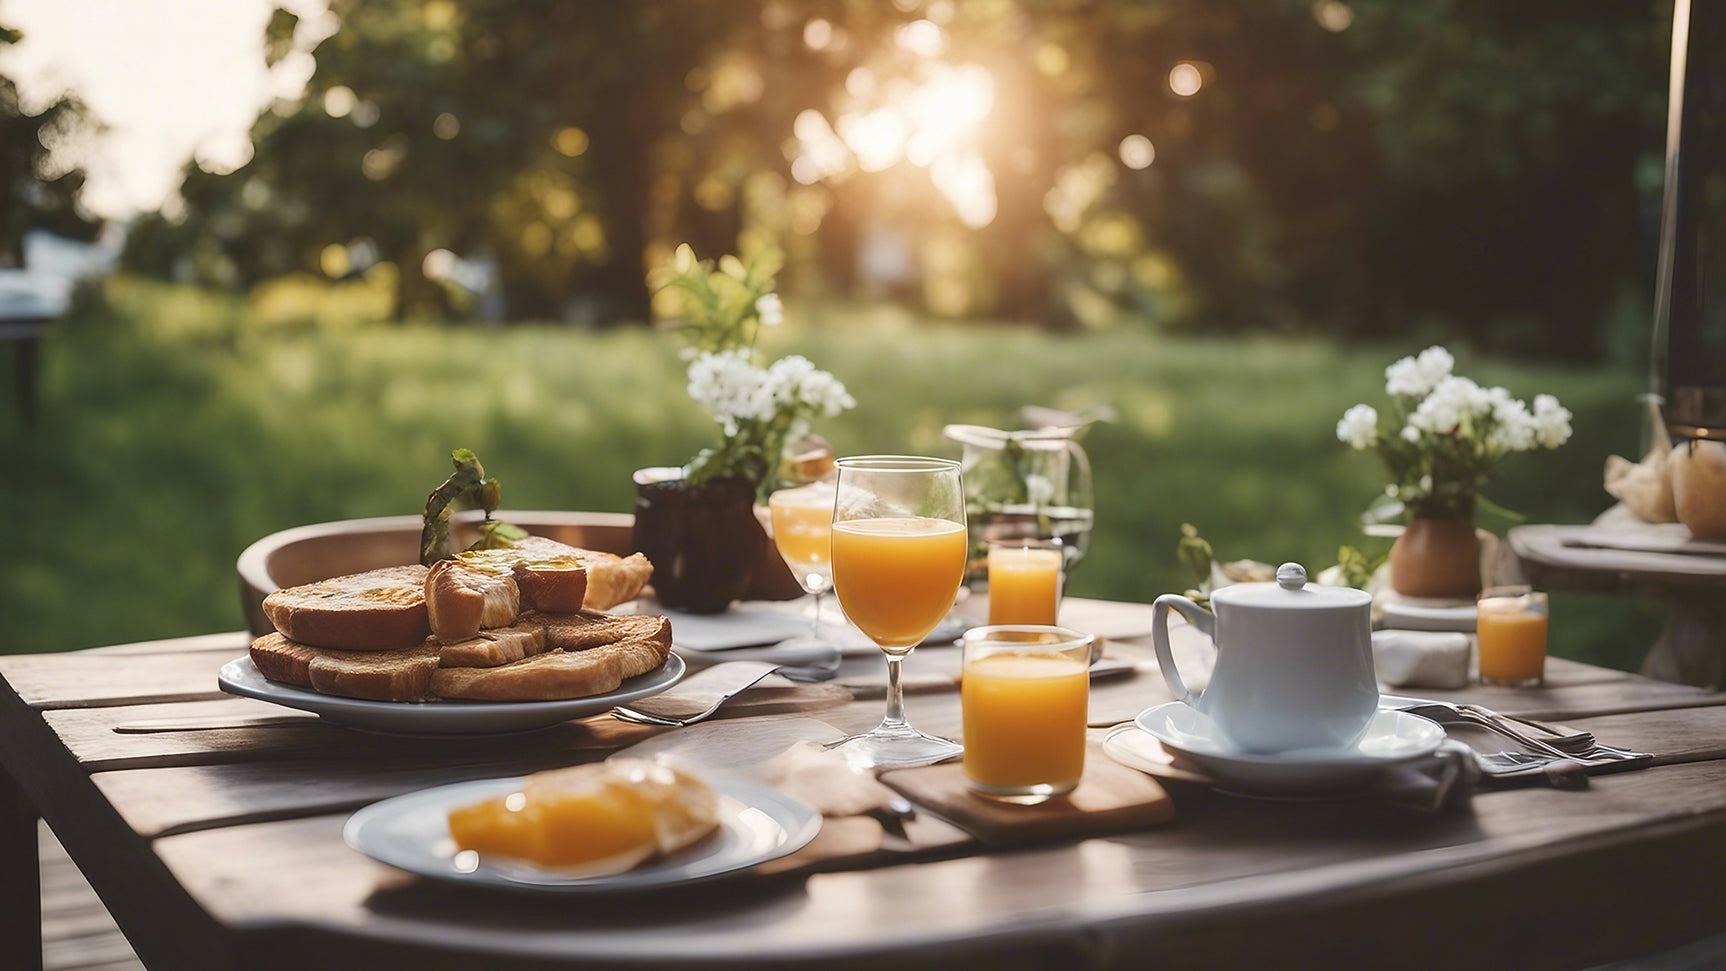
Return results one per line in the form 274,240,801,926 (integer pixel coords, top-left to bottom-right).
1152,593,1215,707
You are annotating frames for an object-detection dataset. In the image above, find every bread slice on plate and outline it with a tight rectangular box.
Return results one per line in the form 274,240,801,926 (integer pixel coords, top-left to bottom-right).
262,564,431,650
525,610,672,653
250,633,321,687
435,623,548,668
455,546,590,613
251,632,440,702
431,634,670,702
425,558,521,643
508,536,653,610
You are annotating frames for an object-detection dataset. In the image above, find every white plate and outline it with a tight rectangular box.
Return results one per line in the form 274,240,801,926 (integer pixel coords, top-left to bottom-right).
1378,601,1477,632
1132,702,1446,795
344,774,821,892
217,654,684,735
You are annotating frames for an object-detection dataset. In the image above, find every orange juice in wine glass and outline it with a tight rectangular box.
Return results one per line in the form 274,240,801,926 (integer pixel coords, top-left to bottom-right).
831,517,967,651
827,455,967,769
768,486,834,589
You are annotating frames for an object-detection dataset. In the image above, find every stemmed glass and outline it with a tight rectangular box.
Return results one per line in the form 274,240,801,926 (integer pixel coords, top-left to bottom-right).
827,455,967,768
768,481,836,649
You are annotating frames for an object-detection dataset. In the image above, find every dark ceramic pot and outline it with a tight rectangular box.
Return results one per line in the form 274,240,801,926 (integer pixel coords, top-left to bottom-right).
632,467,762,613
1388,517,1481,599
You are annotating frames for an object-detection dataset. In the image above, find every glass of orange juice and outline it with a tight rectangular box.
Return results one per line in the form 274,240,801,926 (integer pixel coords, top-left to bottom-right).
962,625,1093,803
987,538,1064,626
1477,586,1549,687
768,481,836,647
828,455,967,768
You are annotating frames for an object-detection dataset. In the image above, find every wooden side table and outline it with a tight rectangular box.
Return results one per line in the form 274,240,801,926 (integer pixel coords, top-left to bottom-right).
1508,510,1726,688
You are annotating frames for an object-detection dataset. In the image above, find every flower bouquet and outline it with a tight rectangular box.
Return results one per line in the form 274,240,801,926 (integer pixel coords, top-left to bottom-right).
1337,346,1572,596
632,244,855,612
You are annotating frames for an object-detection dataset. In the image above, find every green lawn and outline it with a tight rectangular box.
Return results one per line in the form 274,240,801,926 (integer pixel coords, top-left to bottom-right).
1,278,1662,668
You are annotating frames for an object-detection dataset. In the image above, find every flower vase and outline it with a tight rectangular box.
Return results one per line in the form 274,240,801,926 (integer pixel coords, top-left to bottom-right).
632,467,761,613
1388,517,1481,599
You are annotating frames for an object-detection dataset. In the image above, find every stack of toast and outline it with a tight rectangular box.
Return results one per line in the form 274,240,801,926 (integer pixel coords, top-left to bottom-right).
250,536,672,703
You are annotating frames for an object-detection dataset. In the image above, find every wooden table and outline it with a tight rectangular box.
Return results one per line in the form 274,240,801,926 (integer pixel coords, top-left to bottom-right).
5,611,1726,971
1509,514,1726,688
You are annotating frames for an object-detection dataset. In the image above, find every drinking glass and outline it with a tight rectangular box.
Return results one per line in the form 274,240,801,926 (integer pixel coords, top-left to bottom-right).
1477,586,1549,687
828,455,967,768
962,625,1093,803
768,482,836,648
986,537,1064,626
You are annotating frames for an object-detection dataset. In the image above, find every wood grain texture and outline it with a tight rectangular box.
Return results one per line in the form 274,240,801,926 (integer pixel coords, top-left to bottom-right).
142,761,1726,970
0,651,235,710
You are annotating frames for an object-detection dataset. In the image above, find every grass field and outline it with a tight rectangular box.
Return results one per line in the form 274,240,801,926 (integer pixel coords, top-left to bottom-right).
0,278,1663,668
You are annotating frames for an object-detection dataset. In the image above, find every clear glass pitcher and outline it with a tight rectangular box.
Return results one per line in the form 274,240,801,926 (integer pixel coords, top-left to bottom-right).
942,421,1094,584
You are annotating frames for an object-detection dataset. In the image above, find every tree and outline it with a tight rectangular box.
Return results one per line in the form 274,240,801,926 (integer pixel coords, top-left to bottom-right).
0,23,100,267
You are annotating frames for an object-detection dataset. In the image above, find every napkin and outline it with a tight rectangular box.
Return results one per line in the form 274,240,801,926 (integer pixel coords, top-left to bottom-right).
1372,630,1471,690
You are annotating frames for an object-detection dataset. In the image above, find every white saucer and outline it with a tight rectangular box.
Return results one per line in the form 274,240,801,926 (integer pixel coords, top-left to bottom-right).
1132,702,1445,795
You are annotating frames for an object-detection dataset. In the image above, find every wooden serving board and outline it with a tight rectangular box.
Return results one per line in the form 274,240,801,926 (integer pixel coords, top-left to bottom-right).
880,742,1175,846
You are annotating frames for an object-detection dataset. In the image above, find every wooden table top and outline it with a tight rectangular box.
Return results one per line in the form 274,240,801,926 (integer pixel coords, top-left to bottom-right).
5,604,1726,971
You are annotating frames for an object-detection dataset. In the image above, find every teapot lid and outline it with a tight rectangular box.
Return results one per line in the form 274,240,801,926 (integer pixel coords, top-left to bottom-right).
1208,562,1372,610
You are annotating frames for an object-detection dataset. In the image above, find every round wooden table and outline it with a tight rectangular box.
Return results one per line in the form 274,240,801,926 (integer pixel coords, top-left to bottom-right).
1508,506,1726,688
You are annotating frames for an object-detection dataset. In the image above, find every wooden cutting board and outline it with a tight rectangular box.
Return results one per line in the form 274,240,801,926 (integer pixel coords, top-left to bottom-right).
879,741,1175,845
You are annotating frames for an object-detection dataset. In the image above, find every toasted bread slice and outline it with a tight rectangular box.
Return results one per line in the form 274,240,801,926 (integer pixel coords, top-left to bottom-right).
509,536,653,610
431,633,670,702
436,623,548,668
425,558,521,643
307,643,441,702
455,546,589,613
262,565,431,651
524,610,673,653
432,648,622,701
250,633,320,688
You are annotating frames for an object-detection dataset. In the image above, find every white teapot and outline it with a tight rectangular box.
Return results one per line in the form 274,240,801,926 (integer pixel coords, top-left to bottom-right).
1151,562,1377,754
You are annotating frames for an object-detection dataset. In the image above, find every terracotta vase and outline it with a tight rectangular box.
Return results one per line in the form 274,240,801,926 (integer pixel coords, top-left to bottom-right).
631,468,762,613
1388,517,1481,599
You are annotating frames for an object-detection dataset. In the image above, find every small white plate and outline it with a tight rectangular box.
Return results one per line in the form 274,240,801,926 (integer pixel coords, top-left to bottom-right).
217,654,685,735
1133,702,1446,795
1378,601,1477,632
344,774,821,892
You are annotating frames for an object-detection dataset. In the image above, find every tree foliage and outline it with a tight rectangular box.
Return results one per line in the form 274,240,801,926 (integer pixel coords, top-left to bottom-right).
1,23,100,266
128,0,1672,359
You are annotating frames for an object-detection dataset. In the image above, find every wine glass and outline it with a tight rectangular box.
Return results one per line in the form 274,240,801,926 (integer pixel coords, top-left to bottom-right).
827,455,967,768
768,481,836,648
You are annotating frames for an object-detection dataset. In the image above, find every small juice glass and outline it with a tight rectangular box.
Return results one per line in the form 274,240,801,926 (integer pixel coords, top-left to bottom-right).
961,625,1093,804
986,538,1064,627
1477,586,1549,688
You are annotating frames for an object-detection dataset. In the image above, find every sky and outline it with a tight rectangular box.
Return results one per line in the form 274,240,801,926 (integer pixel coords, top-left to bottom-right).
1,0,332,218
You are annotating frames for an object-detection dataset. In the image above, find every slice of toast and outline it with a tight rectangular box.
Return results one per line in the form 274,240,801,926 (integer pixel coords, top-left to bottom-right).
307,643,441,702
250,633,320,687
262,565,431,650
456,546,589,613
508,536,653,610
430,633,669,702
436,623,548,668
524,610,672,653
425,558,521,643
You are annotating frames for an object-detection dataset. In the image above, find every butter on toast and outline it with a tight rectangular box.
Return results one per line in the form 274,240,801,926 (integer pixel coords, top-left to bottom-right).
261,564,431,650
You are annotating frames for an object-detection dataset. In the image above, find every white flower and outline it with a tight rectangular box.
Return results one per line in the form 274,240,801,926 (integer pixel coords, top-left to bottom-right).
1483,387,1536,453
1408,375,1488,435
1336,404,1379,450
1532,393,1573,449
1385,345,1455,398
1401,425,1421,443
686,349,771,434
755,293,784,327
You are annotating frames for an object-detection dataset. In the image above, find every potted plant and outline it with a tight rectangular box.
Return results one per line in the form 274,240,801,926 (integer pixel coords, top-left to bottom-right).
1337,346,1573,597
633,244,856,613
